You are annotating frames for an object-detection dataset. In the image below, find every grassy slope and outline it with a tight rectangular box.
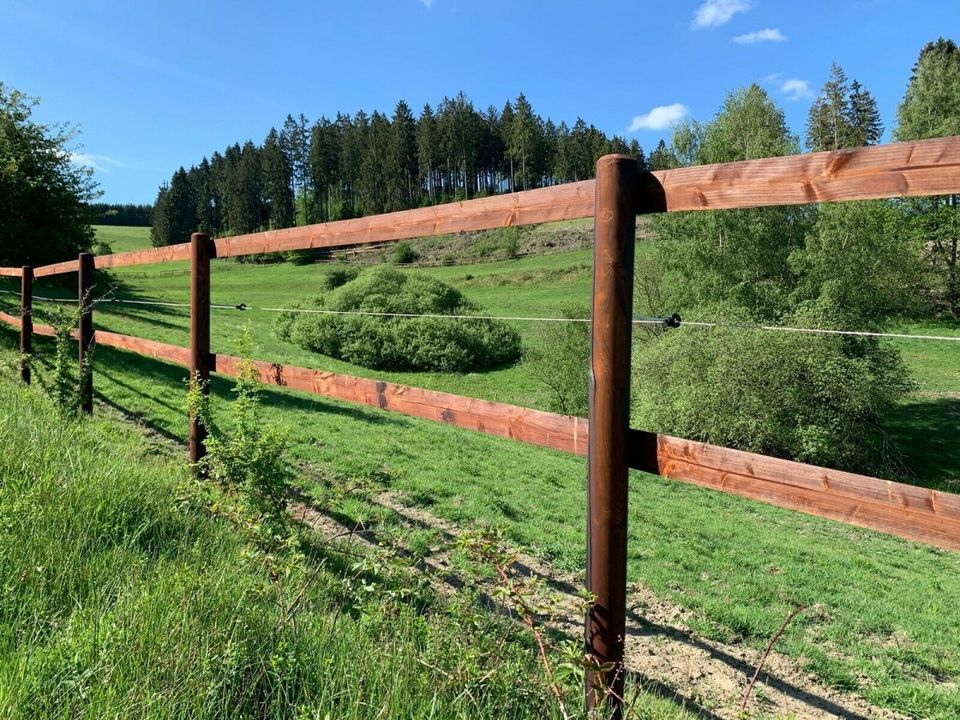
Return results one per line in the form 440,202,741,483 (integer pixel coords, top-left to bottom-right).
1,226,958,716
93,224,153,254
1,372,704,719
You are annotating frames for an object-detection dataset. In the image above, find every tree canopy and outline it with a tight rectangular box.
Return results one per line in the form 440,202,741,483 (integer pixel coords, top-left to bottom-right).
0,83,97,267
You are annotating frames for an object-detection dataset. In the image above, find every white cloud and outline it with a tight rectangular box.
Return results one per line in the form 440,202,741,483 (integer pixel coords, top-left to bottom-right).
70,153,124,173
627,104,691,132
780,79,813,101
692,0,752,29
762,72,783,83
419,0,434,6
733,28,786,44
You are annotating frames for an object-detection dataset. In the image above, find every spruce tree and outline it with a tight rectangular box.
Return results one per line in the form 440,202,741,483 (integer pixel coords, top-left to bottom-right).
847,81,884,146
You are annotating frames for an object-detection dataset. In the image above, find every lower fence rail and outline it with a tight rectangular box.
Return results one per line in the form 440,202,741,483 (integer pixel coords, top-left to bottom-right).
2,314,952,553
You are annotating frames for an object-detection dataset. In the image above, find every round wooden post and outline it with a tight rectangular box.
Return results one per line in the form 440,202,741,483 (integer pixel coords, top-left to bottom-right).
78,253,94,414
585,154,637,715
20,266,32,384
189,233,212,469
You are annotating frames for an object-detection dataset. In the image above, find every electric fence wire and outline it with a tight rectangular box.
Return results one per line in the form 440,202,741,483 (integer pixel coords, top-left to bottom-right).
2,285,955,340
82,295,960,341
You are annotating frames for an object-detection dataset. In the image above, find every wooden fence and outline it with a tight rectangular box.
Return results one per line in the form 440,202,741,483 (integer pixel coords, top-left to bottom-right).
2,135,960,715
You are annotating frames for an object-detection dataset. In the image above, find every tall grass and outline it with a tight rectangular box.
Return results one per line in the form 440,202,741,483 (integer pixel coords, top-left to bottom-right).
0,382,571,719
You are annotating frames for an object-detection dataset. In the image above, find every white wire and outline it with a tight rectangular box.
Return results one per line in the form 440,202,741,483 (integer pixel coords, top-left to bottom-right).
71,295,960,341
681,321,960,342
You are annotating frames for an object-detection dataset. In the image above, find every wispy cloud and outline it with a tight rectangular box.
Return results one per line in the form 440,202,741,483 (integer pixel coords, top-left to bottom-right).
733,28,786,44
419,0,434,6
762,72,783,83
627,104,690,132
692,0,752,29
780,79,813,101
70,153,125,173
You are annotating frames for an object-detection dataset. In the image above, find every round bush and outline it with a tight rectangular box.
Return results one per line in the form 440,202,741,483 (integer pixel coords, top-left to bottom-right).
280,267,521,373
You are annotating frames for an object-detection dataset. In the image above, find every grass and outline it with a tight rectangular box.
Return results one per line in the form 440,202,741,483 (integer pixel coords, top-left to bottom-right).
92,224,152,254
0,226,958,717
0,363,709,719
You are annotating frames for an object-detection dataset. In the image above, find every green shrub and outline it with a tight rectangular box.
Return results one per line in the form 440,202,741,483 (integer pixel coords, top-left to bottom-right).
392,241,418,264
322,263,360,290
523,305,591,415
280,267,522,373
630,316,914,475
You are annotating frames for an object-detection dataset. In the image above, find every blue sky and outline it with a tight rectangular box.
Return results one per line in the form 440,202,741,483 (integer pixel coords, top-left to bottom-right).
1,0,955,203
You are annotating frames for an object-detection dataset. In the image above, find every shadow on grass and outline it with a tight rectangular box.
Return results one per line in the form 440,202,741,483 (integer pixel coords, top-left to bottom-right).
93,345,413,432
884,396,960,493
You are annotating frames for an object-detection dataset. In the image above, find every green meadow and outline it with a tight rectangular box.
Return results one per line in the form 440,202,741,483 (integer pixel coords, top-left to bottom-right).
0,224,958,717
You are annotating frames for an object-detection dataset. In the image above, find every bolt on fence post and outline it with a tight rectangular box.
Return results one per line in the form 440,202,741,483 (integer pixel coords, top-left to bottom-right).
78,253,94,414
20,266,32,384
585,154,637,717
189,232,212,471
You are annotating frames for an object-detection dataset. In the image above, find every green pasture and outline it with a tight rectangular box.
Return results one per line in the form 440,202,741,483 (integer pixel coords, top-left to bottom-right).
0,224,957,717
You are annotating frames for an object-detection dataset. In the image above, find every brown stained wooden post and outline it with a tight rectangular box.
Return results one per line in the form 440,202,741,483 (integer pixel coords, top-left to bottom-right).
585,154,637,716
20,266,32,384
78,253,94,413
189,232,212,469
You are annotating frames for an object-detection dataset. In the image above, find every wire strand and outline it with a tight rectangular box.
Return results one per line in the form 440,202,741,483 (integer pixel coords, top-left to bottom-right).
86,296,960,340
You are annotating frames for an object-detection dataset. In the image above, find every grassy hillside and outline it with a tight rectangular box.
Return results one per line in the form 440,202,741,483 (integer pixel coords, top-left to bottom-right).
4,372,682,719
93,224,152,254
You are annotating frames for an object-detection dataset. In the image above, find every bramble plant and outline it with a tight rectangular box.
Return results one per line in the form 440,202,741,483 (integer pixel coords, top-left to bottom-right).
34,302,93,419
188,333,293,548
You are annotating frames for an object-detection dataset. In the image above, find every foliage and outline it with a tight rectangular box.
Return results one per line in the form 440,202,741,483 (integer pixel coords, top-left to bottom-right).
895,37,960,317
0,83,97,267
805,63,883,151
151,91,639,243
281,267,522,372
631,320,914,474
32,303,93,419
322,263,361,290
391,240,418,264
87,202,152,226
188,335,293,546
789,201,926,324
895,38,960,141
523,305,591,415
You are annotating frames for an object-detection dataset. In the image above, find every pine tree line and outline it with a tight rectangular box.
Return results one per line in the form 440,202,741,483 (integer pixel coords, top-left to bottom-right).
151,92,651,247
88,203,153,226
805,62,884,151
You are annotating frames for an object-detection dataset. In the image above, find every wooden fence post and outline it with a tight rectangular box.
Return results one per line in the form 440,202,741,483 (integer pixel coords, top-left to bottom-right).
78,253,94,413
20,266,32,384
585,154,637,716
189,232,212,469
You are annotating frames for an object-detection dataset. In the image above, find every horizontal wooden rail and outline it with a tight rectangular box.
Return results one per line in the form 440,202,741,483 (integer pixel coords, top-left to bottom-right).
0,310,57,337
14,135,960,279
647,135,960,212
4,317,948,553
0,267,22,278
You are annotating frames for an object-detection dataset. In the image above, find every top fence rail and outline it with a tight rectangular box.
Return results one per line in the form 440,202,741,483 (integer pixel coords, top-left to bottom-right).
8,135,960,279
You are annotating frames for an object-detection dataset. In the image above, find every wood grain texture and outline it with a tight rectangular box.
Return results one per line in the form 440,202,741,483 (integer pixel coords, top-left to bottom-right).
0,267,22,278
650,434,960,550
212,353,589,454
94,330,192,365
210,180,596,259
649,135,960,212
